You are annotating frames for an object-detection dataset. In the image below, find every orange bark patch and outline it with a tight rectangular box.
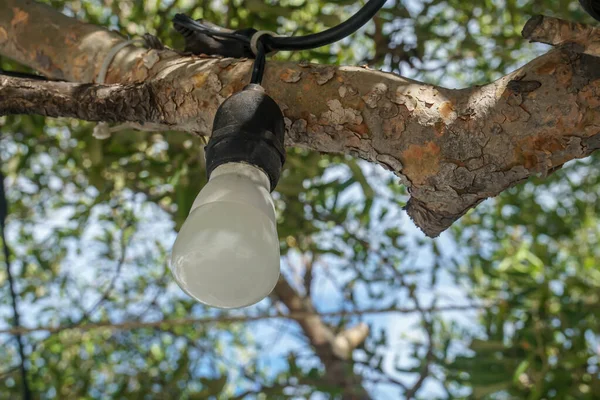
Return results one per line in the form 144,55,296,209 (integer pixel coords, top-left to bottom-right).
11,8,29,27
65,31,78,46
554,64,572,86
531,135,565,153
556,103,581,132
192,73,208,87
220,84,235,98
220,79,247,98
535,61,557,75
279,68,302,83
517,134,567,169
578,84,600,108
73,53,88,69
434,121,446,137
400,141,441,186
71,53,89,81
348,122,370,137
438,101,454,120
345,135,362,149
522,153,538,170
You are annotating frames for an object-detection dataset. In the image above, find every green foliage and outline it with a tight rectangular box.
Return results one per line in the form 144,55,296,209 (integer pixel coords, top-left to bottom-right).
444,154,600,399
1,1,599,399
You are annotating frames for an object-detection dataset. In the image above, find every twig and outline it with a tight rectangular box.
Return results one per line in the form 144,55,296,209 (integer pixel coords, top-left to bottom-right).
0,304,482,336
0,365,20,380
0,170,32,400
404,294,435,399
387,263,435,400
303,253,315,297
78,222,133,321
355,360,409,392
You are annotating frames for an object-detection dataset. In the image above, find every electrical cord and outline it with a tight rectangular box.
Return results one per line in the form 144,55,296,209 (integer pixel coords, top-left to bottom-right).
250,40,267,84
174,0,387,84
172,15,252,43
252,0,386,83
579,0,600,21
262,0,386,51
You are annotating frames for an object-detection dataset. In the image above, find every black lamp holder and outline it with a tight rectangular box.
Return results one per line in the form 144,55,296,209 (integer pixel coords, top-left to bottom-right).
200,0,389,191
204,84,286,192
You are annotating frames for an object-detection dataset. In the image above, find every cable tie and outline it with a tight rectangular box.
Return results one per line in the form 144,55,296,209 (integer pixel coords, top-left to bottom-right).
250,31,280,57
94,38,146,140
96,38,145,84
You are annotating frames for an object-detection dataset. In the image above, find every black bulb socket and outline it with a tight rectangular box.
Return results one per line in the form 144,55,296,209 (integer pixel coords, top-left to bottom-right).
205,84,286,192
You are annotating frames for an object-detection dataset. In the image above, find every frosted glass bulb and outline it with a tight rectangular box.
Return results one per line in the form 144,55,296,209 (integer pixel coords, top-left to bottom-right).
170,162,280,309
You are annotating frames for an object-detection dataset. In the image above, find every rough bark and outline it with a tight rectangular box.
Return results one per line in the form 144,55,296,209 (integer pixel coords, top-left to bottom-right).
1,0,599,238
0,75,167,123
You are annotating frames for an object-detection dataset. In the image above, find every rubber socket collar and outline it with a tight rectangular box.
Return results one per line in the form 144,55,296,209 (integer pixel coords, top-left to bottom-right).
205,84,286,191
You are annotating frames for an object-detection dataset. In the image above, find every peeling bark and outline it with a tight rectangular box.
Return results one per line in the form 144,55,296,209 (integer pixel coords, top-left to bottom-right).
1,1,600,237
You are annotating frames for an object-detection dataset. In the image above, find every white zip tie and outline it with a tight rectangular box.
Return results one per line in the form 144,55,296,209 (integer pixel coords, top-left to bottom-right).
96,38,145,84
94,39,145,140
250,30,280,57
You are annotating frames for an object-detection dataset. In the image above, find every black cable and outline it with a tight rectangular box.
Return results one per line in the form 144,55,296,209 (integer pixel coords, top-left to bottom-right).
174,0,387,84
263,0,386,51
579,0,600,21
0,171,32,400
172,14,250,43
250,40,266,84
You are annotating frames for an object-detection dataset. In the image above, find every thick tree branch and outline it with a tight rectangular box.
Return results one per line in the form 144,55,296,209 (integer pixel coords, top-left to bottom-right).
0,75,166,124
1,0,600,237
523,15,600,57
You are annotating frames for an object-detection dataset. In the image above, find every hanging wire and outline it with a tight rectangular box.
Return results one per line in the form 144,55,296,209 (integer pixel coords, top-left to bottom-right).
250,40,266,84
262,0,386,51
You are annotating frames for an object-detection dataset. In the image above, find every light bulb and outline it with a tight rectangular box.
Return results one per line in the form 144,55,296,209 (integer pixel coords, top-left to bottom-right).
170,162,280,308
169,84,286,308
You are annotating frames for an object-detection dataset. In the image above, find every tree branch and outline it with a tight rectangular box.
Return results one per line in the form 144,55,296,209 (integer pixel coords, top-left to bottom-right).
1,0,600,236
386,264,436,399
0,304,481,335
523,15,600,57
75,221,133,323
0,171,31,400
273,275,372,398
0,75,167,125
404,293,435,399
